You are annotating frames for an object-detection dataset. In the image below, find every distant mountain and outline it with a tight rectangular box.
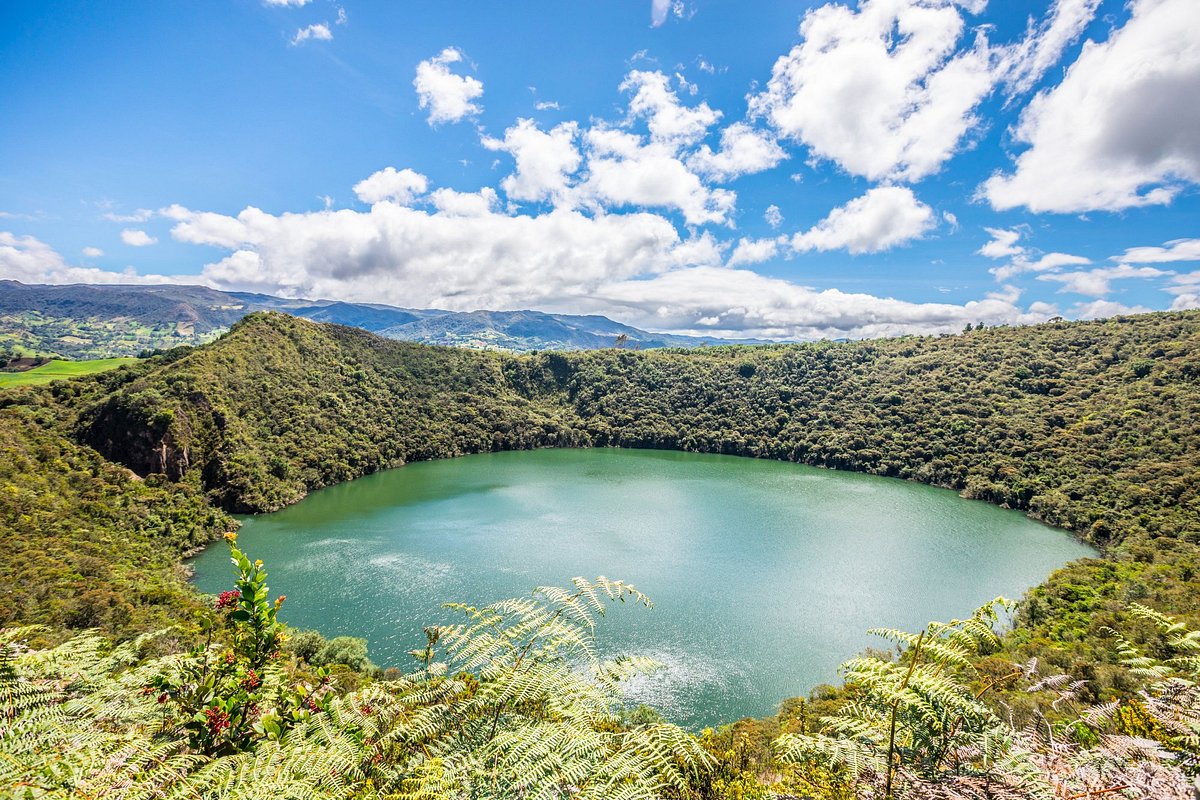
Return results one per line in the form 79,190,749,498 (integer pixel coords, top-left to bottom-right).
0,281,767,358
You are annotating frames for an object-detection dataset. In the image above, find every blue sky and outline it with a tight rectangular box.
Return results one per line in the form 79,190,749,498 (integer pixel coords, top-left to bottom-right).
1,0,1197,338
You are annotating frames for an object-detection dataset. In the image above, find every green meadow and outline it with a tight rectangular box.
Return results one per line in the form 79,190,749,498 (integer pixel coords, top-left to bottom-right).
0,357,138,388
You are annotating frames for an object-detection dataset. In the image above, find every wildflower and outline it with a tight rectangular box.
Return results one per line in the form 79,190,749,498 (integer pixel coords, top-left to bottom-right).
223,531,237,542
241,669,261,690
214,590,240,610
224,651,236,664
205,706,231,734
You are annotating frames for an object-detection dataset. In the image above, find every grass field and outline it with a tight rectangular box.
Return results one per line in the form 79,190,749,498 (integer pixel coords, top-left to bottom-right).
0,357,138,388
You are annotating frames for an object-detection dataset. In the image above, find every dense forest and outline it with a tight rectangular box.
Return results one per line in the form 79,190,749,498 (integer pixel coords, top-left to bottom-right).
2,310,1199,798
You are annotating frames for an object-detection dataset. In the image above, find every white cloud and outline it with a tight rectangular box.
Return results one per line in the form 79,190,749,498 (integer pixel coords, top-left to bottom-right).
585,265,1053,340
996,0,1102,96
81,246,104,258
727,237,781,267
982,0,1200,212
482,119,581,204
414,47,483,125
165,198,694,310
749,0,994,182
121,229,157,247
687,122,787,182
1168,271,1200,309
650,0,687,27
576,128,736,226
101,208,153,223
764,205,783,229
0,232,172,286
1038,264,1171,296
264,0,311,6
291,23,332,45
152,179,1072,341
977,227,1025,259
977,226,1093,282
1070,299,1154,318
1116,237,1200,264
534,100,560,111
991,251,1091,282
352,167,429,205
791,186,935,255
621,70,720,149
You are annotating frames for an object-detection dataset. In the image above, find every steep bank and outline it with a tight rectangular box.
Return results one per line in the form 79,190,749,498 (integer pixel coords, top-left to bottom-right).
5,310,1199,681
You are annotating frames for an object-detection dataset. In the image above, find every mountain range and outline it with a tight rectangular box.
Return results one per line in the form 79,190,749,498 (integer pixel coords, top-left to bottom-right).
0,280,767,359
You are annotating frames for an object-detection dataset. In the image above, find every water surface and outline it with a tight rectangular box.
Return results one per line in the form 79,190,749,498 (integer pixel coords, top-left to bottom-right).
192,448,1094,727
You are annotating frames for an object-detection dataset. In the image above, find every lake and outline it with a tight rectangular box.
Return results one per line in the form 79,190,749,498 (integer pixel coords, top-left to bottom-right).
191,447,1094,727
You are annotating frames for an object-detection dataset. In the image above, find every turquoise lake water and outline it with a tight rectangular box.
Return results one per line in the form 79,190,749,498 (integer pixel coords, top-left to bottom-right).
192,448,1094,727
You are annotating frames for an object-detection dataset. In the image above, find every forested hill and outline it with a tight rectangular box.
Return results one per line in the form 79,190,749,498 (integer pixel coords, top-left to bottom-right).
80,311,1200,539
4,308,1200,796
61,311,1198,651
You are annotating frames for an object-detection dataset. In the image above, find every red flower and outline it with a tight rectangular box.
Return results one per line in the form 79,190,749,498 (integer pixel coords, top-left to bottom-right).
215,590,240,610
241,669,261,690
205,707,231,734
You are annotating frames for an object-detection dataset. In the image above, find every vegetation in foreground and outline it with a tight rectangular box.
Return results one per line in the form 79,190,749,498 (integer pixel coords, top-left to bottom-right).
1,309,1199,796
3,538,1198,799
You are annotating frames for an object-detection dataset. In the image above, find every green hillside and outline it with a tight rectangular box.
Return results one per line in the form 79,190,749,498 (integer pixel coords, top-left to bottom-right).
3,310,1200,798
0,357,138,388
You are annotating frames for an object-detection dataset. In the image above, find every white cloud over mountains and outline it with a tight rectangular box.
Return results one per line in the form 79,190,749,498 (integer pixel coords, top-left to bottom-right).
414,48,483,125
8,1,1197,342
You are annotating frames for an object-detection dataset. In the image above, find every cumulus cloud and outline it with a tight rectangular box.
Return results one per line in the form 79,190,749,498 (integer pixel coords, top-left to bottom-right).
982,0,1200,212
145,172,1083,341
976,226,1091,282
82,246,104,258
727,237,781,267
764,205,783,229
1070,299,1154,318
977,227,1025,259
576,128,736,226
1116,237,1200,264
791,186,935,255
585,265,1053,340
621,70,721,149
749,0,994,182
264,0,311,6
482,119,582,204
414,48,483,125
687,122,787,182
291,23,332,45
0,232,172,286
164,198,693,310
121,229,157,247
991,252,1091,282
1167,271,1200,309
352,167,429,205
1038,264,1171,296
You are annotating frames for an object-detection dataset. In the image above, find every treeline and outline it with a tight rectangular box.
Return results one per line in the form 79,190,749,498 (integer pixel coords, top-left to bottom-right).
2,309,1200,796
55,312,1200,676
